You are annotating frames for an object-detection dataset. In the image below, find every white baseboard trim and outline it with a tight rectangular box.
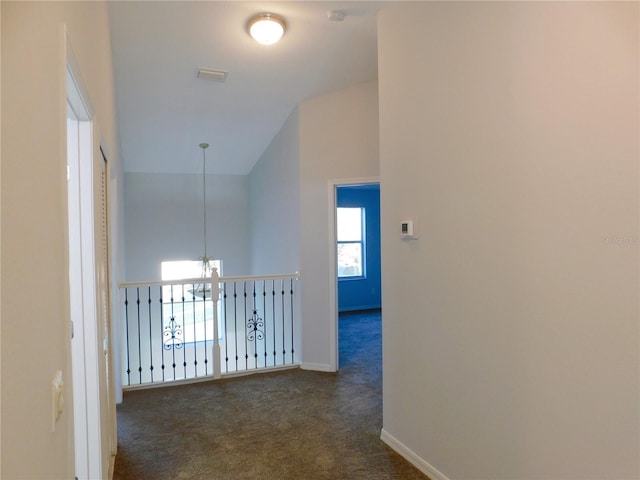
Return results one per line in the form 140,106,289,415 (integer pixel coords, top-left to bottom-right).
380,429,450,480
300,362,335,372
109,453,116,480
338,304,381,313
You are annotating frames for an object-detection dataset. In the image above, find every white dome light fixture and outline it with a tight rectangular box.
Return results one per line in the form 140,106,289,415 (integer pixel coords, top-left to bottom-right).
248,13,286,45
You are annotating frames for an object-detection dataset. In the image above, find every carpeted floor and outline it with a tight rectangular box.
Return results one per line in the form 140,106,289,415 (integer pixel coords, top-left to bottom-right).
113,310,429,480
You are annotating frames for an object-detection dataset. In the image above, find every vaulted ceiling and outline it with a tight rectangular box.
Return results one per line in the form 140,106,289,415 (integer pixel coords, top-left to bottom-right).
108,1,386,175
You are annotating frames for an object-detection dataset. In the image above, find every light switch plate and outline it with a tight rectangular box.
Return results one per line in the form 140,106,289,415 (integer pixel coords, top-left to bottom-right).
52,370,64,431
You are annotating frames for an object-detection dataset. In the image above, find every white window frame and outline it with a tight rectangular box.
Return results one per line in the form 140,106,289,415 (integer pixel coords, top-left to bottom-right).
337,207,366,279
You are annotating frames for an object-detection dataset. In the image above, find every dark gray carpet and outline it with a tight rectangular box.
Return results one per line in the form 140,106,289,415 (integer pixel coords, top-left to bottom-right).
113,310,429,479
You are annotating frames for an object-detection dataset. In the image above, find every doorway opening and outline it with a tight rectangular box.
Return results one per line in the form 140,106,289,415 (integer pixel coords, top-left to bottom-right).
67,88,101,479
329,178,381,370
66,36,116,478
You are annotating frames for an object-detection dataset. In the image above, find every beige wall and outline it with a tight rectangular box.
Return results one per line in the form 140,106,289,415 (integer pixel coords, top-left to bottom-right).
1,2,120,478
248,107,301,275
124,172,250,280
299,81,379,369
378,2,639,479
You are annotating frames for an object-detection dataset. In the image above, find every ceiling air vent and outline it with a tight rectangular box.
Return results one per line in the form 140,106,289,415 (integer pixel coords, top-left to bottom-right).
197,68,228,82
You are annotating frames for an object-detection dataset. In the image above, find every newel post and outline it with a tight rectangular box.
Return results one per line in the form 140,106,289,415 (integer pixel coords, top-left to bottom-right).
211,267,222,379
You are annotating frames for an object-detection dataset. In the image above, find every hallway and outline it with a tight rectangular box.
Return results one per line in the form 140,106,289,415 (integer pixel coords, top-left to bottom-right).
113,310,429,479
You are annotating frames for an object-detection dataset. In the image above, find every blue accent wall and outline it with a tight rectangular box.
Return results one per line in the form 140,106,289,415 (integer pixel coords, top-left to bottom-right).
337,184,381,312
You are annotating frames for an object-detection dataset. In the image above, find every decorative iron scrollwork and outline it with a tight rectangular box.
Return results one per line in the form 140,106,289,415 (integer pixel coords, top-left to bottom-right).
163,316,183,350
247,309,264,342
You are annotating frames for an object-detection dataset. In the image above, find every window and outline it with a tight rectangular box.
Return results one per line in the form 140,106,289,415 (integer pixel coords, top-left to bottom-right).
337,207,365,278
161,260,221,285
160,260,223,345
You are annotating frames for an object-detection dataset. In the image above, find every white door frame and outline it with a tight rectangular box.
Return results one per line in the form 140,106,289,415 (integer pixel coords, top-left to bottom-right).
66,32,103,480
327,176,380,371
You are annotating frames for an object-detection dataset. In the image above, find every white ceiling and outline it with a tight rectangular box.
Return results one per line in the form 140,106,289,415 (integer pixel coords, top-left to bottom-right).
108,1,386,175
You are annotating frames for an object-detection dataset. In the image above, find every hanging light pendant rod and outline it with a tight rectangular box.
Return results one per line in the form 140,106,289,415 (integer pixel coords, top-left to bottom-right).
200,142,210,265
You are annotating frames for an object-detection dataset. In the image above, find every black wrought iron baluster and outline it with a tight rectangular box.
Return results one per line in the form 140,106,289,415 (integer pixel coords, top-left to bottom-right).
263,280,268,367
243,281,249,369
290,278,295,363
160,284,185,377
246,281,264,369
281,280,286,365
191,284,198,377
252,281,258,368
170,285,176,379
223,283,229,373
124,288,131,386
148,287,154,383
233,282,238,371
202,282,208,375
159,292,165,381
136,288,142,384
256,281,260,368
271,280,276,366
181,285,187,379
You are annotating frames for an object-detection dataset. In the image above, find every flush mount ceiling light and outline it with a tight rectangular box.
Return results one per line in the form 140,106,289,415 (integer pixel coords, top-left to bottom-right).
248,13,286,45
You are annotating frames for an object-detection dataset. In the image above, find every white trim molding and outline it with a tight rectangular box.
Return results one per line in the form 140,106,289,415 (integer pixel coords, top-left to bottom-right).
300,362,335,373
380,429,450,480
327,176,380,372
65,31,94,120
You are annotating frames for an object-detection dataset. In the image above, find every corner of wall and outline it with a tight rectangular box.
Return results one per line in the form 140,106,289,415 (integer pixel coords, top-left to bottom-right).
380,429,449,480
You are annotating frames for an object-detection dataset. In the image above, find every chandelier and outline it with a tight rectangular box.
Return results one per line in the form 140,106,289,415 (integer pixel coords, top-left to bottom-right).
191,142,213,298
